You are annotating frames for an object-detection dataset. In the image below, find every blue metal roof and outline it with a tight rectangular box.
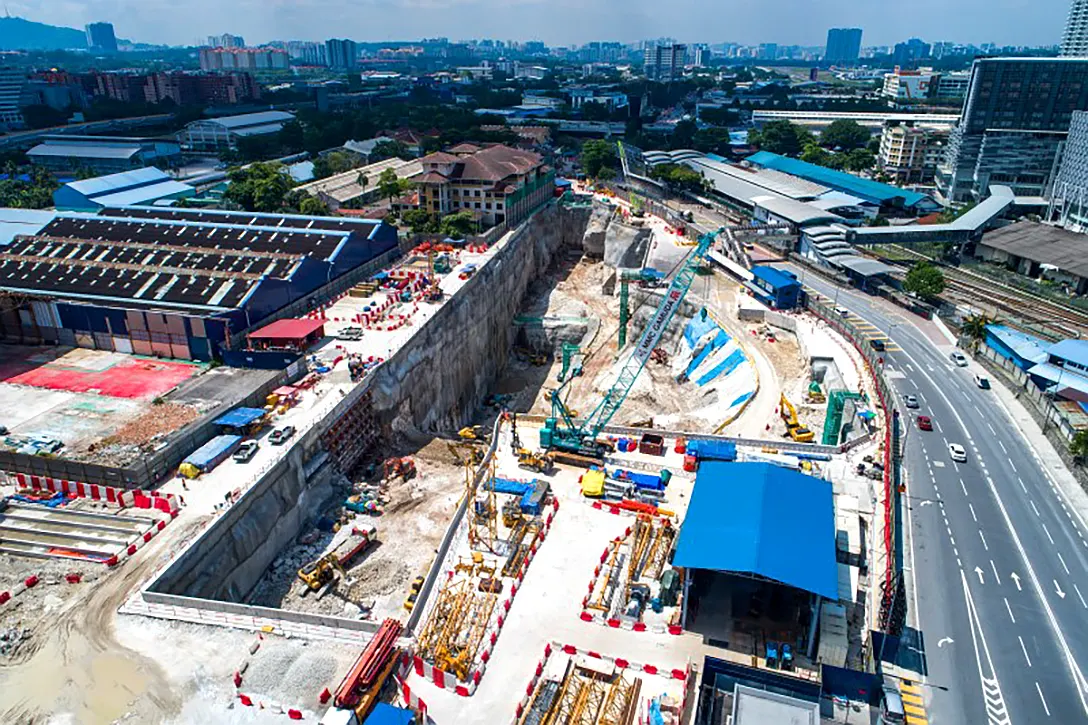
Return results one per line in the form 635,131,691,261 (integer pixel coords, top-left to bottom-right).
746,151,928,208
1046,339,1088,368
986,325,1048,365
365,703,415,725
751,265,800,290
673,462,838,599
213,407,267,428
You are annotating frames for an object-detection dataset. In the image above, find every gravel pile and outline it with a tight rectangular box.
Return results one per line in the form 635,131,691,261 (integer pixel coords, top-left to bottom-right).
244,641,356,709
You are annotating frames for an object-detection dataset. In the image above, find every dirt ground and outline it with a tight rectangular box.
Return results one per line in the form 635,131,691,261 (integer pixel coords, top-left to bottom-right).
246,438,465,623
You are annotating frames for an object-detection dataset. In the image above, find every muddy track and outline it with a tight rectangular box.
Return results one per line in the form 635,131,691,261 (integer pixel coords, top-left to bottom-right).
0,515,209,724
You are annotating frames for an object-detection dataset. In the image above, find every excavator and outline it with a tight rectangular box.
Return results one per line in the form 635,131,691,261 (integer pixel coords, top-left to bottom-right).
779,393,815,443
458,425,489,443
297,525,378,592
540,226,725,457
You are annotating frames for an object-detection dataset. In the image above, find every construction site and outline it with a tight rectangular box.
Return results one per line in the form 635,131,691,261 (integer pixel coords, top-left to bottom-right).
0,189,888,725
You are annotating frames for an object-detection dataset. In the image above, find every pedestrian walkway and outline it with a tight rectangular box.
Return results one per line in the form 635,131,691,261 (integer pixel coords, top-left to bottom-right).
900,678,929,724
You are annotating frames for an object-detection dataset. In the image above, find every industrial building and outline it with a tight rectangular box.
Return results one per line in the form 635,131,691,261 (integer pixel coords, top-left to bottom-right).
27,134,183,174
0,205,398,360
178,110,295,152
973,220,1088,295
52,168,195,212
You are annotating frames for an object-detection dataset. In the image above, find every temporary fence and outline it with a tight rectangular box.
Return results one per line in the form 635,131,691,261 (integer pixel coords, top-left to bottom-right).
12,472,182,515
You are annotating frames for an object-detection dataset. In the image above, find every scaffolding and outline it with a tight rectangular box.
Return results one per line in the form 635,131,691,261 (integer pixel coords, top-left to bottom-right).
537,659,641,725
416,578,498,681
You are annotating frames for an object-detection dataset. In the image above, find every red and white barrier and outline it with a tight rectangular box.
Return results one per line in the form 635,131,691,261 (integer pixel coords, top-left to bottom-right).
14,473,182,515
0,573,40,606
393,672,429,719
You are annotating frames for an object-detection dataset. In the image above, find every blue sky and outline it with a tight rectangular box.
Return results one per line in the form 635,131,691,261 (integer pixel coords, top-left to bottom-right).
13,0,1068,48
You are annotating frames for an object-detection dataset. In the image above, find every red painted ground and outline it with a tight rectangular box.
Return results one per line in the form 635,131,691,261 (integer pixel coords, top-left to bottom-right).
6,357,199,399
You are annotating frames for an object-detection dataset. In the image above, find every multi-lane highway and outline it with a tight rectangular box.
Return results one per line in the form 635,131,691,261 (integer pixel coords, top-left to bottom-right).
785,263,1088,725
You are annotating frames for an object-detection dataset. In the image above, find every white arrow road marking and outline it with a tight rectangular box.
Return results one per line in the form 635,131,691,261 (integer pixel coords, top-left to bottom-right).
938,637,954,648
962,570,1011,725
920,500,934,507
1011,572,1022,591
975,566,986,585
1056,580,1067,599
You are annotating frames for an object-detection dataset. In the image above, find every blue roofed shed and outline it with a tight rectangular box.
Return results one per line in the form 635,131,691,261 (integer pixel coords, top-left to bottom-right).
53,167,195,212
747,265,802,310
213,407,267,431
984,325,1048,371
364,703,416,725
673,462,838,600
746,151,930,210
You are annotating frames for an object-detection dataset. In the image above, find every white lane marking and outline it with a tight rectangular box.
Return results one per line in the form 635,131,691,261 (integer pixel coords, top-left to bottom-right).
907,363,915,372
961,479,969,496
1031,500,1041,516
1075,583,1088,609
1004,596,1016,623
1058,551,1071,575
999,440,1008,454
961,569,1011,725
1010,461,1017,473
980,530,989,551
975,404,983,416
1037,682,1051,717
991,559,1002,585
1019,636,1033,667
988,422,997,435
1043,522,1055,545
970,503,978,521
1019,477,1027,493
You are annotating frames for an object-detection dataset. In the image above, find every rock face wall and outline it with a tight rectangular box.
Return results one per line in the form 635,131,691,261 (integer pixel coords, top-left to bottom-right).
367,201,592,436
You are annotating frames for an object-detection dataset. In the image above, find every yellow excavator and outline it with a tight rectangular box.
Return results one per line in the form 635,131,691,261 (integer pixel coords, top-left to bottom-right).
517,448,555,474
458,425,489,443
780,393,815,443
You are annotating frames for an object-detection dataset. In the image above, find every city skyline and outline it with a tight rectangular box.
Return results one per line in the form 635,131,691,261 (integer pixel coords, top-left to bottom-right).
7,0,1067,50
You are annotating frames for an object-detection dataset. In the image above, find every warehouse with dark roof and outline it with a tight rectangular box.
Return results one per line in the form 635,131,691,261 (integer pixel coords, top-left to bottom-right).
0,206,398,360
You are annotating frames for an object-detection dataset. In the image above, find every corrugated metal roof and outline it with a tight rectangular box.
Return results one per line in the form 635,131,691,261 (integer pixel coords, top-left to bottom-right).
1046,339,1088,368
752,195,845,227
206,110,294,129
65,167,171,197
248,318,325,340
28,143,141,160
89,180,194,207
1028,361,1088,396
0,208,56,245
834,256,896,277
673,462,838,599
986,324,1048,365
747,151,929,207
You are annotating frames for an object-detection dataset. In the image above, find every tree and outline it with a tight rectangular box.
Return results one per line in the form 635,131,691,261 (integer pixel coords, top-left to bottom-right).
670,119,697,149
580,139,617,178
312,151,358,180
298,196,330,216
377,167,407,203
1071,429,1088,464
356,172,369,192
439,210,477,237
843,148,876,172
903,261,946,300
748,120,813,156
223,163,294,212
820,119,871,150
401,208,438,233
961,314,991,349
371,139,412,162
648,163,707,193
579,101,610,122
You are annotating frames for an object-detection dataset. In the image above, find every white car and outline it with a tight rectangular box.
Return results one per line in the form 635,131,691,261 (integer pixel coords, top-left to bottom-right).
950,351,968,367
949,443,967,463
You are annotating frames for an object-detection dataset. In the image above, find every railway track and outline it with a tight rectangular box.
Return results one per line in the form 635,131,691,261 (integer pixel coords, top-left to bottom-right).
873,245,1088,339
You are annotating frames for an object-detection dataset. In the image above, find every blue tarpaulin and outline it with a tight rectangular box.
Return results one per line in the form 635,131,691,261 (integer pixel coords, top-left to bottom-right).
365,703,415,725
213,407,266,428
673,462,838,600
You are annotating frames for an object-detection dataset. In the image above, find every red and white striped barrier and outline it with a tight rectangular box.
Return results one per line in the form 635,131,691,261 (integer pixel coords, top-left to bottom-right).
0,573,39,606
393,672,429,719
110,516,169,567
510,642,553,724
14,473,182,515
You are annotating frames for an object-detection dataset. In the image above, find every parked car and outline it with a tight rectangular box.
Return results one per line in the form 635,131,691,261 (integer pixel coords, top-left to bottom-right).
975,374,991,390
949,443,968,463
917,415,933,431
269,426,296,445
879,677,907,724
870,339,887,352
950,351,968,367
233,440,259,463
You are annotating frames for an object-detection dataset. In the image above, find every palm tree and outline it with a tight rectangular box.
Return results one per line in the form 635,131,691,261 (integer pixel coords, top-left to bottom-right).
1071,429,1088,465
961,314,991,351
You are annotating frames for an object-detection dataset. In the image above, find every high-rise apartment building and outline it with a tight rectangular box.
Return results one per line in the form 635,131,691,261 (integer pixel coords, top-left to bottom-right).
325,39,358,71
892,38,930,68
825,28,863,64
208,34,245,49
757,43,778,60
0,68,26,130
878,122,949,184
936,58,1088,203
199,47,289,72
1063,0,1088,57
85,22,118,54
644,44,687,81
1048,110,1088,228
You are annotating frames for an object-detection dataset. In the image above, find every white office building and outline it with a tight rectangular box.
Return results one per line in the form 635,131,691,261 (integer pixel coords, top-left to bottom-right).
1063,0,1088,57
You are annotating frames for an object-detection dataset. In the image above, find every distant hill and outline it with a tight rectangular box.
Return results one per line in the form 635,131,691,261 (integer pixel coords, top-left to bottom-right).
0,17,87,50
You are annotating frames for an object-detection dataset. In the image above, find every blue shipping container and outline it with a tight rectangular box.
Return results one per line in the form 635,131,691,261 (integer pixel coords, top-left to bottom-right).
687,439,737,462
184,435,243,471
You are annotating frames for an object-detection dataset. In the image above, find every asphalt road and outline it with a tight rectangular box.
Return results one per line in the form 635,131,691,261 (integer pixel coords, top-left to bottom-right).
784,263,1088,725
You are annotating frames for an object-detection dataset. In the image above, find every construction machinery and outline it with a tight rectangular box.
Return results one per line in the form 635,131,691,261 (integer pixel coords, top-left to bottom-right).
297,525,378,591
541,227,725,457
779,393,815,443
517,448,555,474
383,457,416,483
822,390,866,446
417,579,497,681
448,440,483,466
557,342,584,383
455,552,497,578
807,380,826,404
526,656,642,725
334,618,402,721
458,425,489,443
403,575,425,612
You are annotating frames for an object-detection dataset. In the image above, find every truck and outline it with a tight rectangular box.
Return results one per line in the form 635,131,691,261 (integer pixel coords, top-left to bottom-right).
178,435,243,479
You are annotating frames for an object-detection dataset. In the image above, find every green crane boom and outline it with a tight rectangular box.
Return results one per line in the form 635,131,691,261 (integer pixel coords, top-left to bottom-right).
540,227,724,455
